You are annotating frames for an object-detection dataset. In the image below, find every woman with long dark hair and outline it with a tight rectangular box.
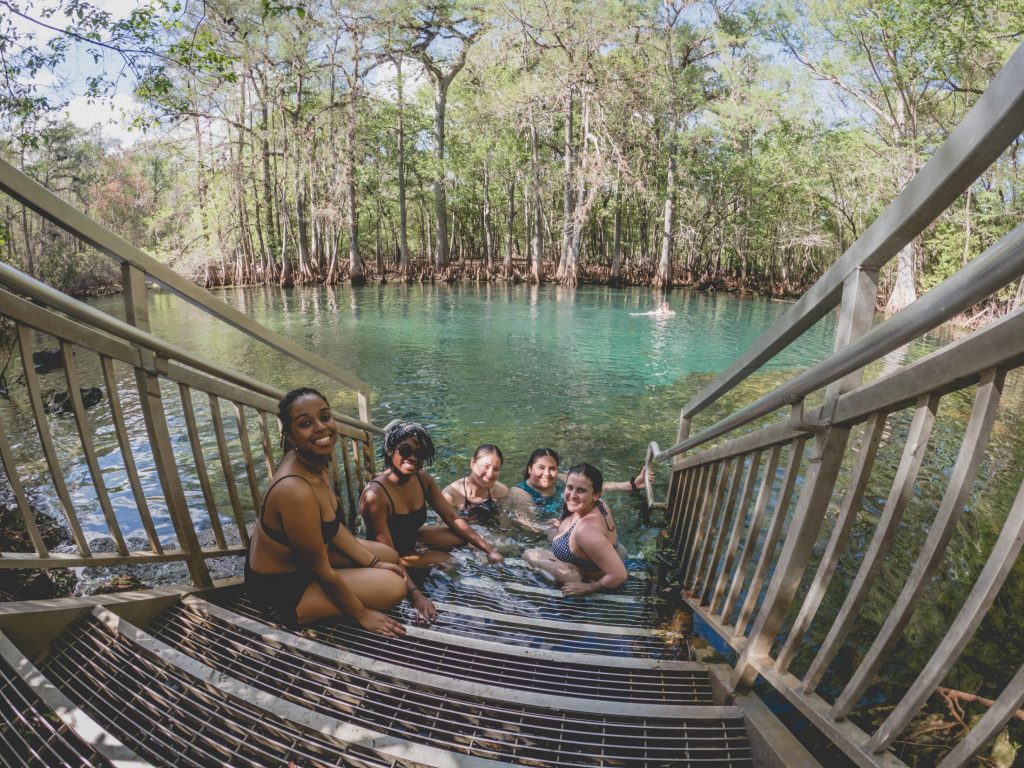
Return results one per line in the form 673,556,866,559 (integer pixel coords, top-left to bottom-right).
246,388,407,635
523,463,628,595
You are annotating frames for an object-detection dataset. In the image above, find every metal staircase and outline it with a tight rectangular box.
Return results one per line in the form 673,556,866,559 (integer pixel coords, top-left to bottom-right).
0,571,811,768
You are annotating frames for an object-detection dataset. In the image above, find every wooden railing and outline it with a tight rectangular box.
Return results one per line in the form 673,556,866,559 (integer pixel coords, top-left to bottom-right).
649,41,1024,768
0,164,379,587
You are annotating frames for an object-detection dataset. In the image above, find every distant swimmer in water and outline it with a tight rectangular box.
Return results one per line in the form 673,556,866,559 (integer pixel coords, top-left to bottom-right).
631,302,675,317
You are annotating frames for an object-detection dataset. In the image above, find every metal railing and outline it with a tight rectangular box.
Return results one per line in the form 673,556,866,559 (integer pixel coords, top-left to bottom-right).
0,163,379,587
649,41,1024,768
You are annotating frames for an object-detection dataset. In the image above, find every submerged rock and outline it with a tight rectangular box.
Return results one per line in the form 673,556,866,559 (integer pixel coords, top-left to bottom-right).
0,485,78,601
32,348,64,374
43,386,104,414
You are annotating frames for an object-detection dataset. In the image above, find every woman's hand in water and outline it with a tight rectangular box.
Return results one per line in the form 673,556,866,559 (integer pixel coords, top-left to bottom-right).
411,589,437,624
562,581,597,597
487,549,505,564
357,608,406,636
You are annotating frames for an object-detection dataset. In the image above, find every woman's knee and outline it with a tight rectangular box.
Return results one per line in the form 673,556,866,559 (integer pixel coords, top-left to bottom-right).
362,539,400,564
378,571,406,606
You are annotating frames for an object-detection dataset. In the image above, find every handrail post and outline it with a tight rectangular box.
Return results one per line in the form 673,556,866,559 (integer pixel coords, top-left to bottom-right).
123,264,212,587
824,268,879,407
730,268,876,691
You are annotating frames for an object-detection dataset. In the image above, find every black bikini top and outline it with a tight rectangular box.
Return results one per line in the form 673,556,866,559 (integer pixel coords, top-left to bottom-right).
260,474,342,547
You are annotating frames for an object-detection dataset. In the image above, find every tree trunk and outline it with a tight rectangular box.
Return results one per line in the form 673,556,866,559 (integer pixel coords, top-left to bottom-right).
655,120,677,289
431,86,449,269
611,179,623,286
557,89,574,281
529,111,544,284
395,57,411,276
504,175,516,277
482,161,494,273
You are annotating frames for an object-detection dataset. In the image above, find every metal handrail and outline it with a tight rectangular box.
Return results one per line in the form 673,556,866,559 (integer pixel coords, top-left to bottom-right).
680,41,1024,422
0,156,373,416
0,261,381,436
657,218,1024,462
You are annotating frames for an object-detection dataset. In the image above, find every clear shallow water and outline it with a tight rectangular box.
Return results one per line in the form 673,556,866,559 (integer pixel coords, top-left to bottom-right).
8,281,1024,753
8,283,953,554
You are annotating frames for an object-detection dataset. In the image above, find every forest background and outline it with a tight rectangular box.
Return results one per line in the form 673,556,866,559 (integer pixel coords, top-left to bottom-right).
1,0,1022,318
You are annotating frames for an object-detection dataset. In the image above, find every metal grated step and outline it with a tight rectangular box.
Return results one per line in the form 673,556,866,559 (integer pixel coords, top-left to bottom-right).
150,598,752,767
419,577,657,625
169,597,713,705
212,584,685,659
39,612,419,768
0,648,118,768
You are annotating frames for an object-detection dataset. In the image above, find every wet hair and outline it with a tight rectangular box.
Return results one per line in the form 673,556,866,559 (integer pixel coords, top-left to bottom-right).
278,387,329,451
382,419,435,466
560,463,606,522
523,448,560,480
473,444,503,465
566,463,603,494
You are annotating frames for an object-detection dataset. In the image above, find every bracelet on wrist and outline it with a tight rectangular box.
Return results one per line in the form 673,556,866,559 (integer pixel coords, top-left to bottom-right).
367,556,380,568
629,476,638,490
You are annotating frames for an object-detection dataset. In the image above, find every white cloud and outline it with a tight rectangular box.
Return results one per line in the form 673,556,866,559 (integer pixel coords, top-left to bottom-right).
64,93,142,146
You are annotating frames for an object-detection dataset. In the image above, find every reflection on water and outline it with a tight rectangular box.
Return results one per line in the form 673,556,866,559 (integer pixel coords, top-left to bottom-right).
5,282,1024,758
6,283,959,555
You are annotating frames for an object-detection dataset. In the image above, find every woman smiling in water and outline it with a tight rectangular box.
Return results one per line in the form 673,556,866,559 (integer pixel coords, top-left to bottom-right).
523,463,628,595
441,444,510,520
246,388,407,635
509,448,647,528
361,421,504,607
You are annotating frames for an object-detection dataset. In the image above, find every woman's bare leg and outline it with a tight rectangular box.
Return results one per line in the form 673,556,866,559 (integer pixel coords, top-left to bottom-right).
295,568,405,624
523,548,583,584
328,539,399,568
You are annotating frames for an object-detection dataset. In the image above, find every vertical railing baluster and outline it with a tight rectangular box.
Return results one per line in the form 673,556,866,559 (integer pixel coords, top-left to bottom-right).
682,462,722,588
722,444,782,625
123,263,209,586
672,465,700,547
258,411,276,479
339,436,358,531
734,437,806,640
871,468,1024,753
697,457,745,600
690,459,735,593
832,370,1005,718
668,466,693,543
775,411,886,674
802,394,940,694
102,356,162,555
208,394,249,547
732,423,852,691
233,402,263,517
60,341,127,555
15,325,90,555
709,450,764,613
0,419,48,557
179,385,226,550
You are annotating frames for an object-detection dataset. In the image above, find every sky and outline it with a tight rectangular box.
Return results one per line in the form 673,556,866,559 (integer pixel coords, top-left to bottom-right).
13,0,146,145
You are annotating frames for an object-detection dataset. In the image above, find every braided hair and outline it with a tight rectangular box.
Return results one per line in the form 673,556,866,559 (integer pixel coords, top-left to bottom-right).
278,387,329,452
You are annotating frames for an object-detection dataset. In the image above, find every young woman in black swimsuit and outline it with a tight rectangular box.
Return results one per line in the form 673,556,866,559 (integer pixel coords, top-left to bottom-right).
441,444,510,520
361,422,504,613
245,389,407,635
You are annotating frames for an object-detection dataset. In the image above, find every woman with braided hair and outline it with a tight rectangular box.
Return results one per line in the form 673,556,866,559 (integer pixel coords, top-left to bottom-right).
246,388,410,634
361,420,503,616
